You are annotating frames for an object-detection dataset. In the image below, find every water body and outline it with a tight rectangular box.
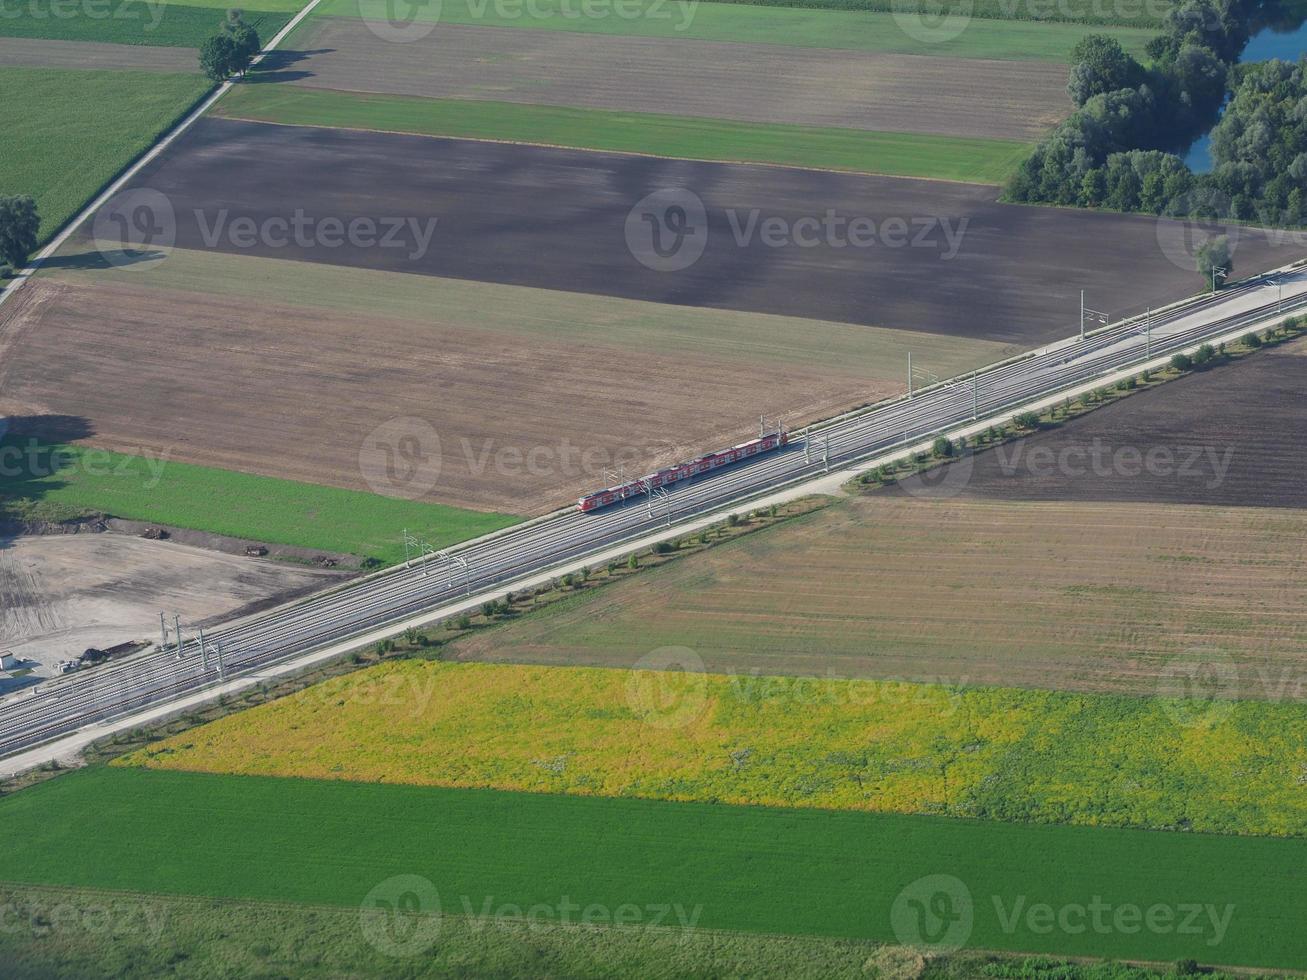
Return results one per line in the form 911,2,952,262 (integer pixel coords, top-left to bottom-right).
1183,19,1307,172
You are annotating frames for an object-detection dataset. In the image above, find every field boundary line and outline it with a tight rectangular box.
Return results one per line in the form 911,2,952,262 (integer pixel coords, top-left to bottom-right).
0,0,326,313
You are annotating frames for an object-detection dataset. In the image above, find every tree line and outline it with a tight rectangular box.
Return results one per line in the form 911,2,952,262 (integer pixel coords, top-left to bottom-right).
1005,0,1307,229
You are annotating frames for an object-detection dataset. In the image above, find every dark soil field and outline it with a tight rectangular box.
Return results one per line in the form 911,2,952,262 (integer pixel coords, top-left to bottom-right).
897,338,1307,507
96,118,1307,345
289,20,1069,142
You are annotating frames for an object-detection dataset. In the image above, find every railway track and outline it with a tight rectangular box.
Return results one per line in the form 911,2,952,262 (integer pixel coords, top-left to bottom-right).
2,271,1303,758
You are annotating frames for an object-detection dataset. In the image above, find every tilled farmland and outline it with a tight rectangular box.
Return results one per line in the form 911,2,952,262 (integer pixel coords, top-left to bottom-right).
105,118,1306,345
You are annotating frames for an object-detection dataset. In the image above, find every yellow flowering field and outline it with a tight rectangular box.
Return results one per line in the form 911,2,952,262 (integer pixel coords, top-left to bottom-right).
118,661,1307,836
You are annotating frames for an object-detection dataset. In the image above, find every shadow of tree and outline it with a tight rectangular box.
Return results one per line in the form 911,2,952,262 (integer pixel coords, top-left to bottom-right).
243,47,333,84
0,415,97,553
40,249,169,272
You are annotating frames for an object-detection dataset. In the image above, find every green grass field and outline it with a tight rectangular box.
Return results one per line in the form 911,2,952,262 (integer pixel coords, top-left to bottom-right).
327,0,1157,60
0,766,1301,969
0,439,518,563
0,883,1253,980
0,67,212,242
0,5,293,47
218,86,1033,183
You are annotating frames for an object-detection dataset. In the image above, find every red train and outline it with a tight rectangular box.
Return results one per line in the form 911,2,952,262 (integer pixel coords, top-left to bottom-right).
577,429,789,512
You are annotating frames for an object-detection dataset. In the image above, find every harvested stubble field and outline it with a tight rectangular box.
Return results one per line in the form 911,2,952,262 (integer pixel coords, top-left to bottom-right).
1,766,1303,968
286,20,1069,142
3,249,1010,512
452,497,1307,696
334,0,1158,60
100,117,1307,342
897,337,1307,508
122,660,1307,836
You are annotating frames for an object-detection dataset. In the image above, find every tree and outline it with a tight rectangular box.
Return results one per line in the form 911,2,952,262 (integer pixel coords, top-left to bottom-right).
0,195,39,269
1171,352,1193,371
226,13,261,76
1195,235,1232,288
1067,34,1144,107
932,436,954,458
199,33,237,81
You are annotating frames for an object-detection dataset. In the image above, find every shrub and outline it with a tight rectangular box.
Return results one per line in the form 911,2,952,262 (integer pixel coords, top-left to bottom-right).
1014,411,1041,430
1170,352,1193,371
653,541,673,555
455,614,471,630
1192,343,1216,366
627,554,639,570
727,513,740,528
1243,331,1263,348
932,436,954,458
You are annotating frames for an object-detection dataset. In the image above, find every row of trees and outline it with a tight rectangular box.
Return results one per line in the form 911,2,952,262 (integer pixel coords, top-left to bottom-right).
1005,0,1289,226
199,11,261,82
0,196,39,274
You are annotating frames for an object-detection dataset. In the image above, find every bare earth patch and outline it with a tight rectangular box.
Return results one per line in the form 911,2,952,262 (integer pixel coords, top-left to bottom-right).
0,534,341,675
0,37,199,72
0,275,901,512
289,20,1070,142
99,119,1306,344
